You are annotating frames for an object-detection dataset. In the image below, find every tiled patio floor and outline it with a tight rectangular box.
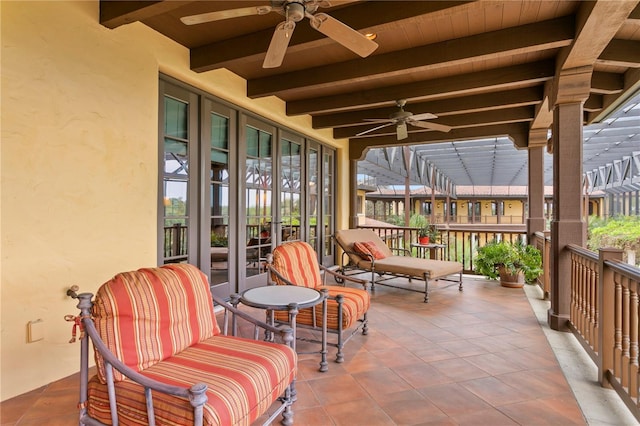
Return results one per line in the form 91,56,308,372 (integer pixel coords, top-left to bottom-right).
1,275,636,425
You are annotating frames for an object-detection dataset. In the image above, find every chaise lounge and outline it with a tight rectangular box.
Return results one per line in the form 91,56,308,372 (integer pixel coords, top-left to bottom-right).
335,228,463,303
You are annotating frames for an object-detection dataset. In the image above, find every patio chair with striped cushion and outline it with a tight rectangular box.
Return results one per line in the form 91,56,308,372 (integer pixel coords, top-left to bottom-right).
267,241,370,364
73,263,297,426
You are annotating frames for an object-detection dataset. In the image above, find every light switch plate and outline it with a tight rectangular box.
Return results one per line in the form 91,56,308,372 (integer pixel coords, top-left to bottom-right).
27,319,44,343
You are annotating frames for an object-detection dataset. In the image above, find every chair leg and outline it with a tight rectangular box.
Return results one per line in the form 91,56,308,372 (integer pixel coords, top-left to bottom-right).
281,386,294,426
362,312,368,335
458,271,463,291
336,295,344,363
423,275,430,303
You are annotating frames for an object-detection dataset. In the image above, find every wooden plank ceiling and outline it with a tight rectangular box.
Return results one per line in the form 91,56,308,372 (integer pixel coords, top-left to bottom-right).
101,0,640,165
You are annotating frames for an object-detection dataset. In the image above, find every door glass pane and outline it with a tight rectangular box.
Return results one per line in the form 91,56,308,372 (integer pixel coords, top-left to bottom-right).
163,96,189,264
309,148,319,251
281,138,301,242
323,150,334,257
210,112,230,285
246,126,272,276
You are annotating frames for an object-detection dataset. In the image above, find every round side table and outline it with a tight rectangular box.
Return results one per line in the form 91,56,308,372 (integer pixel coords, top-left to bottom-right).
236,285,328,373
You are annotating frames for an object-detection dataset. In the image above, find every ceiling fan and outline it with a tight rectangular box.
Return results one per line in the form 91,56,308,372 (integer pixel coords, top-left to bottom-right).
356,100,452,140
180,1,378,68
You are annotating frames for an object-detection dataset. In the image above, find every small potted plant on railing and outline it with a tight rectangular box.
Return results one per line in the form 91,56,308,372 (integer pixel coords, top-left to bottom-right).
474,240,542,288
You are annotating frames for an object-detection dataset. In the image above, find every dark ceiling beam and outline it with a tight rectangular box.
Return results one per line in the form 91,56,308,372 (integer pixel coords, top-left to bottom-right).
591,71,625,94
313,87,543,129
190,1,474,72
287,60,555,115
247,16,574,98
597,40,640,68
584,94,604,112
99,1,187,29
630,3,640,19
333,107,534,139
349,123,530,160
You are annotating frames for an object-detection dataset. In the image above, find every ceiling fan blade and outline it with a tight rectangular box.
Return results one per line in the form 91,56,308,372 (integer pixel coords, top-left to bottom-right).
309,13,378,57
409,112,437,121
362,118,395,123
409,120,452,132
181,6,272,25
397,123,408,140
263,21,296,69
355,122,395,137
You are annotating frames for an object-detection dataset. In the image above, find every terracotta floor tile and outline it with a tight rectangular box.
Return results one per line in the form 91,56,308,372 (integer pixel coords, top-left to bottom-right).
306,374,369,405
464,352,525,375
292,406,335,425
418,382,492,417
377,390,448,425
353,368,413,398
498,397,586,425
452,407,520,425
393,362,455,389
459,376,530,407
429,357,491,381
324,397,395,426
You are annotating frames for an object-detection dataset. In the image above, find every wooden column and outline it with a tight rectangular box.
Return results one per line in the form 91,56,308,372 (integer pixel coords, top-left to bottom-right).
548,101,587,331
349,159,359,229
527,145,546,241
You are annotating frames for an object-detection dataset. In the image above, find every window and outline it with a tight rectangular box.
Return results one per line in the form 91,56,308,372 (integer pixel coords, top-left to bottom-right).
159,76,337,296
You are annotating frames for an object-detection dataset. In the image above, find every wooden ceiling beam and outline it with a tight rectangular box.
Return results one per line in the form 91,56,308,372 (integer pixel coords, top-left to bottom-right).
190,1,474,72
247,16,574,98
591,71,625,94
348,123,530,160
287,60,555,115
334,107,534,139
313,87,543,129
597,40,640,68
559,0,638,71
100,0,188,29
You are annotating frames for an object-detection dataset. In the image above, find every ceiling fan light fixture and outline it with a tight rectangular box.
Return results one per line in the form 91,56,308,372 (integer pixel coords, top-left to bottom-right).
365,33,377,41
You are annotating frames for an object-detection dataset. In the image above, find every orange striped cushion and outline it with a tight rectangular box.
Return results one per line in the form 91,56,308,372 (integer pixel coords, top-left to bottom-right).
274,285,370,330
271,241,322,288
363,241,387,259
352,241,372,257
87,335,297,426
92,264,219,383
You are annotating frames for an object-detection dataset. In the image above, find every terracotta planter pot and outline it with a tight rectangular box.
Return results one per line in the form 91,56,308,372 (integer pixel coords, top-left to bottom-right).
498,266,524,288
419,236,430,245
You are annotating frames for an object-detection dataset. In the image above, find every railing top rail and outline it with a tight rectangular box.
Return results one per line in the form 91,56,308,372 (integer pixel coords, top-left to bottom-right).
604,258,640,281
567,243,599,262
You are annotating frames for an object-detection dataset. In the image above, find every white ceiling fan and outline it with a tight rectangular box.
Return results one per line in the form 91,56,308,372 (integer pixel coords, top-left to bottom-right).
356,100,452,140
180,1,378,68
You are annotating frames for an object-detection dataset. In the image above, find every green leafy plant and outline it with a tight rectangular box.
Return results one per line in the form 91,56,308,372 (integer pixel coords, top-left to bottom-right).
475,240,542,283
210,233,228,247
588,215,640,266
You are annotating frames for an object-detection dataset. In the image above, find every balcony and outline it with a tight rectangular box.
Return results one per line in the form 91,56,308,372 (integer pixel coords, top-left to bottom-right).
2,272,636,425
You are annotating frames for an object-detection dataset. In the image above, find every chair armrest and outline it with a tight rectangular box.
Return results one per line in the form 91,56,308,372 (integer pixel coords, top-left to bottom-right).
212,293,294,345
390,247,411,256
319,264,367,287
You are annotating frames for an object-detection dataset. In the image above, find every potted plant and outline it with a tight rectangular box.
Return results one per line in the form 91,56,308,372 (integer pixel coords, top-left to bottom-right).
474,240,542,288
410,214,434,244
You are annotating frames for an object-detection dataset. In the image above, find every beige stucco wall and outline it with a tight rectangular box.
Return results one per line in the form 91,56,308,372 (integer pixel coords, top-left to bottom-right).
1,0,346,401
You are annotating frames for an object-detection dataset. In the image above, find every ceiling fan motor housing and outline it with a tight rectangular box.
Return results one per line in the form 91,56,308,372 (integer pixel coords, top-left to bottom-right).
282,1,307,22
391,110,413,121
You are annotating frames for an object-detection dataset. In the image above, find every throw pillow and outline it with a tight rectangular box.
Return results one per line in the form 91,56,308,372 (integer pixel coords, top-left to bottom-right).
363,241,387,260
352,241,373,258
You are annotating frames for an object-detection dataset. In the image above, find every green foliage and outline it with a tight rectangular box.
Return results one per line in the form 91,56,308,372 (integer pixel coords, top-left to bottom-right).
475,240,542,283
385,215,405,226
588,216,640,263
409,214,437,238
211,233,228,247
